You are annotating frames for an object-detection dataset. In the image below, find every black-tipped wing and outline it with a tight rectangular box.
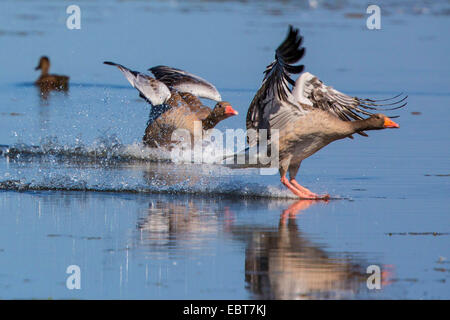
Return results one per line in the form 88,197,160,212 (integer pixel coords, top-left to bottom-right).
246,25,307,140
246,25,407,143
149,65,222,102
292,72,407,135
264,25,305,102
104,61,171,106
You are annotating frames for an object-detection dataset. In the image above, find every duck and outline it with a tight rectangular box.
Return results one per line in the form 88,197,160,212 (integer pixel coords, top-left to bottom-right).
104,62,238,148
35,56,69,91
245,26,406,199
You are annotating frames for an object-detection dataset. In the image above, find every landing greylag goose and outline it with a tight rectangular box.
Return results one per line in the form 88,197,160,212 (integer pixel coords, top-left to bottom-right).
104,62,238,148
35,56,69,91
246,26,406,199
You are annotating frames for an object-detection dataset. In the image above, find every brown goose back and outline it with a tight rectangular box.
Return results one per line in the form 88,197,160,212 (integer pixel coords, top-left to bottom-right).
179,92,212,120
143,91,202,148
143,105,200,148
143,93,236,148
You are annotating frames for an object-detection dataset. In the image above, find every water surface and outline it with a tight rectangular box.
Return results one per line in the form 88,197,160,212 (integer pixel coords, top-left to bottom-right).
0,0,448,299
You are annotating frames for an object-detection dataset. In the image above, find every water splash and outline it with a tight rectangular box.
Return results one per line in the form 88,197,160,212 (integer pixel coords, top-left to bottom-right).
0,137,298,199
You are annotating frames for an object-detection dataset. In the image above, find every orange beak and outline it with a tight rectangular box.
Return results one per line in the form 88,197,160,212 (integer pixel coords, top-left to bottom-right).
384,117,400,128
225,105,238,116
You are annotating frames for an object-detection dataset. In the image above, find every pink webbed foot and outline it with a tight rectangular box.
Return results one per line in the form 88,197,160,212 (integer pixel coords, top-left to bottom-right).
281,176,326,200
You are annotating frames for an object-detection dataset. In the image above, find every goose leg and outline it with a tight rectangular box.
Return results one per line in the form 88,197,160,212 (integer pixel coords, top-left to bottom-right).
289,179,319,197
279,161,314,198
281,175,318,199
289,163,330,200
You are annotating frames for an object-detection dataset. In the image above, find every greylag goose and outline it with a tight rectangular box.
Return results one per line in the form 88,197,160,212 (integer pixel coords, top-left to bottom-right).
246,26,406,199
35,56,69,91
104,62,238,148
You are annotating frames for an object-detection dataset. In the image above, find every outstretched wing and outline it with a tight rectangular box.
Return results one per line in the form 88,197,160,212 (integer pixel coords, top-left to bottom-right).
292,72,407,136
246,25,307,143
245,26,407,142
104,61,171,106
149,65,222,102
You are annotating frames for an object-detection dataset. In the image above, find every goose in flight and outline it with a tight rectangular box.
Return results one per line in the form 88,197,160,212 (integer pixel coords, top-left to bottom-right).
104,62,238,148
246,26,406,199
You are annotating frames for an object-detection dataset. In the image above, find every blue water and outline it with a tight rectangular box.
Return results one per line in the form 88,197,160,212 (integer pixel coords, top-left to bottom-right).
0,0,449,299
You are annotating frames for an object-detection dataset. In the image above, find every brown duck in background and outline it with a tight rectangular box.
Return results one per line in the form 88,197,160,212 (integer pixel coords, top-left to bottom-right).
104,62,238,148
246,26,406,199
35,56,69,91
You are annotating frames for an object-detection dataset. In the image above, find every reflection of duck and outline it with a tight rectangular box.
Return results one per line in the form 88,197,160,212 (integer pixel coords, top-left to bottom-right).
234,201,366,299
35,56,69,92
246,26,406,199
104,62,238,148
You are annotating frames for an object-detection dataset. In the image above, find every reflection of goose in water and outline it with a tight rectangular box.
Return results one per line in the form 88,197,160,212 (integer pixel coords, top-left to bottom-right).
136,199,232,249
232,200,368,299
134,198,390,299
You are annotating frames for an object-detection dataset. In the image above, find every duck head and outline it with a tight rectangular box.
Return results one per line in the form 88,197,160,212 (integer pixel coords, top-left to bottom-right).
35,56,50,74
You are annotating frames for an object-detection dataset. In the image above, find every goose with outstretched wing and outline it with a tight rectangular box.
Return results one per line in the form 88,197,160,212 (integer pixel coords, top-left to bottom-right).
104,62,237,148
246,26,406,199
